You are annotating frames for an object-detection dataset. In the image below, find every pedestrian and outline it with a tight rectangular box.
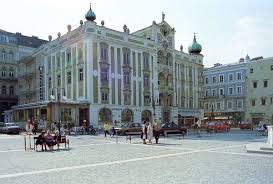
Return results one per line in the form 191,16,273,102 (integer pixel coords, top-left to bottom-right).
153,121,160,144
33,119,38,134
111,126,116,137
141,120,147,144
147,122,153,144
103,122,111,137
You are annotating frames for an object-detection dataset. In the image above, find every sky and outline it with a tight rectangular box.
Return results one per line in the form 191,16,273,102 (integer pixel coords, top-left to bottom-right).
1,0,273,67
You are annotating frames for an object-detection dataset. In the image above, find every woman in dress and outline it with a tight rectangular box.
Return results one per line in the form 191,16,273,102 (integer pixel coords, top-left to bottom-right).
147,122,153,144
141,120,147,144
44,130,55,151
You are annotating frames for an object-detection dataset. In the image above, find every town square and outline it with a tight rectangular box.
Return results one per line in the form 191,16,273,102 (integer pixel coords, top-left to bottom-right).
0,0,273,183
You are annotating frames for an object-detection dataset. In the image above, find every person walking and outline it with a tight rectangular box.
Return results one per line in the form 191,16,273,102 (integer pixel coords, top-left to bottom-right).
147,122,153,144
153,121,160,144
103,122,111,137
141,120,147,144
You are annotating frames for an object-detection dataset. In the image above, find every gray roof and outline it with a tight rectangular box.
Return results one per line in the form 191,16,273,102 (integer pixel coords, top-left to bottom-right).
0,29,47,48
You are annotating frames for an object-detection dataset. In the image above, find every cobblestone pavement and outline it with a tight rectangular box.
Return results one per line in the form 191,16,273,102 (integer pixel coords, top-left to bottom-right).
0,129,272,184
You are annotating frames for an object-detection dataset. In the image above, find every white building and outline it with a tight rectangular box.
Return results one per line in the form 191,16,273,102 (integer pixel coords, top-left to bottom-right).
12,5,204,128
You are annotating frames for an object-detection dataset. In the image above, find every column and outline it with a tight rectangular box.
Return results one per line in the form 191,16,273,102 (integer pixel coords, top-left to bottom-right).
97,42,101,104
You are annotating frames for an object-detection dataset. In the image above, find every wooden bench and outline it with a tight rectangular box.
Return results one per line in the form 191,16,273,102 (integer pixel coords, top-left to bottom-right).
124,132,142,143
34,135,70,151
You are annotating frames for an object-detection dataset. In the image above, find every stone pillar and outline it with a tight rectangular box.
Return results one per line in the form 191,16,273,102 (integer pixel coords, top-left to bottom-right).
268,126,273,147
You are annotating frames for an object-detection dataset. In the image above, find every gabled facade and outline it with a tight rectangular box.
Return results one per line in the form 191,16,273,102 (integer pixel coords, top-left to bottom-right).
12,6,204,128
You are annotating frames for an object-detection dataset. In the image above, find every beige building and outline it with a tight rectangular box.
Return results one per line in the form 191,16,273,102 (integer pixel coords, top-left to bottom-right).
12,5,204,128
245,57,273,124
0,30,46,122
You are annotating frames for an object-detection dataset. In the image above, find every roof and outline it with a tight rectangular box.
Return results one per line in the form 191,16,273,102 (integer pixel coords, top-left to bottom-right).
0,29,47,48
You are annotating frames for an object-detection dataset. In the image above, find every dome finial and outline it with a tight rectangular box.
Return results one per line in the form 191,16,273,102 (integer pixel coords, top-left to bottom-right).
188,33,202,54
85,2,96,21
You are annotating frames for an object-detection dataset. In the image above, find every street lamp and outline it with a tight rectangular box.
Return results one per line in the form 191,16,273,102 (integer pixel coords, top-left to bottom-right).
50,87,66,129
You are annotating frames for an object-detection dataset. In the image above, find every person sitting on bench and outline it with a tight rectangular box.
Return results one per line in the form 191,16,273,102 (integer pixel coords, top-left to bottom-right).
44,130,55,151
36,131,46,151
54,130,62,146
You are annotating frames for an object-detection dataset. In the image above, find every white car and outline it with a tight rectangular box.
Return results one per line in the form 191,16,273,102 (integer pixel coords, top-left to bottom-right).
0,123,21,134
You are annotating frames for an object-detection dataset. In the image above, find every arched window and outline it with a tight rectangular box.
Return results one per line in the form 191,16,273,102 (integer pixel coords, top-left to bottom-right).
9,68,14,77
1,67,6,77
1,50,6,61
167,53,172,66
2,85,6,95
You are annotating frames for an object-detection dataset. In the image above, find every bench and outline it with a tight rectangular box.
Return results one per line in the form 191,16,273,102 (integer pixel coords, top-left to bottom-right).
124,132,142,143
34,135,70,151
164,130,186,138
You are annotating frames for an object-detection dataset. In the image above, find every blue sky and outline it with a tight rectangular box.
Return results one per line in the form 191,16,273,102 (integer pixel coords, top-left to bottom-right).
1,0,272,67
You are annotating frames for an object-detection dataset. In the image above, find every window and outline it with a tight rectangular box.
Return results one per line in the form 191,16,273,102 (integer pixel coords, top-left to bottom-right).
1,68,6,77
271,65,273,71
2,85,6,95
228,87,233,95
251,100,255,106
228,73,233,81
253,81,257,88
217,102,221,110
67,72,71,84
101,48,108,60
212,76,216,83
205,103,209,110
212,89,216,96
1,51,6,61
227,101,233,109
144,75,149,87
237,72,242,80
250,68,253,73
9,69,14,77
205,77,209,84
101,92,108,102
10,86,14,95
205,90,209,97
261,98,266,106
143,56,149,68
79,68,83,81
264,80,268,88
123,72,130,85
48,58,51,71
67,52,71,65
219,88,224,96
57,75,61,86
219,75,224,83
123,53,130,65
237,86,242,95
48,77,52,88
237,100,243,109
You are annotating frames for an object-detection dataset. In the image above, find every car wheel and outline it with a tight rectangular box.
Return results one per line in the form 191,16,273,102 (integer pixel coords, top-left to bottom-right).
124,131,128,136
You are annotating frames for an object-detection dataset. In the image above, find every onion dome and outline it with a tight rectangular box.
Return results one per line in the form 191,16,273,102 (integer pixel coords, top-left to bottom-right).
85,3,96,21
188,33,202,54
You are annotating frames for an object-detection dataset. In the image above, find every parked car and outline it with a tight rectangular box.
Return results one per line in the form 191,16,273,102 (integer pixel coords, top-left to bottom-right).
239,121,253,130
0,123,20,134
116,123,142,135
159,122,187,135
204,121,230,133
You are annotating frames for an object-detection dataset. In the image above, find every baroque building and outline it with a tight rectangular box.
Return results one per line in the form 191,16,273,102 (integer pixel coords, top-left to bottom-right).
203,57,247,125
0,29,46,122
245,56,273,124
11,5,204,128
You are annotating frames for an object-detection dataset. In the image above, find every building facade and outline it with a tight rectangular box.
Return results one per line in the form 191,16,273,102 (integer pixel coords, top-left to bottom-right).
203,57,247,125
0,30,46,122
245,57,273,124
12,5,204,128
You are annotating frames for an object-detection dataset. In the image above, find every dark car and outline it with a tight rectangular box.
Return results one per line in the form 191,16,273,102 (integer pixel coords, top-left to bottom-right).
159,122,187,136
116,123,142,135
239,121,253,130
0,123,20,134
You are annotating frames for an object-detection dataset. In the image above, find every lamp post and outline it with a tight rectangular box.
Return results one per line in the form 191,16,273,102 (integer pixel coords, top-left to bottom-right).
50,87,66,130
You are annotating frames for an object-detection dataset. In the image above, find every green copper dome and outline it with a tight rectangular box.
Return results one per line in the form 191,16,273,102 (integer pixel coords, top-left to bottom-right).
188,33,202,54
85,4,96,21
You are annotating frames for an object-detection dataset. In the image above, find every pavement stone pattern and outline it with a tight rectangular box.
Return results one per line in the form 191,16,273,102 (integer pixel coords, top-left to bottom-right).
0,129,272,184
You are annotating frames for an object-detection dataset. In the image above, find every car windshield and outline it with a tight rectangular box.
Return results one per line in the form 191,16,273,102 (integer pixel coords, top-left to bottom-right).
121,123,129,128
241,121,250,124
6,123,16,127
208,122,215,126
